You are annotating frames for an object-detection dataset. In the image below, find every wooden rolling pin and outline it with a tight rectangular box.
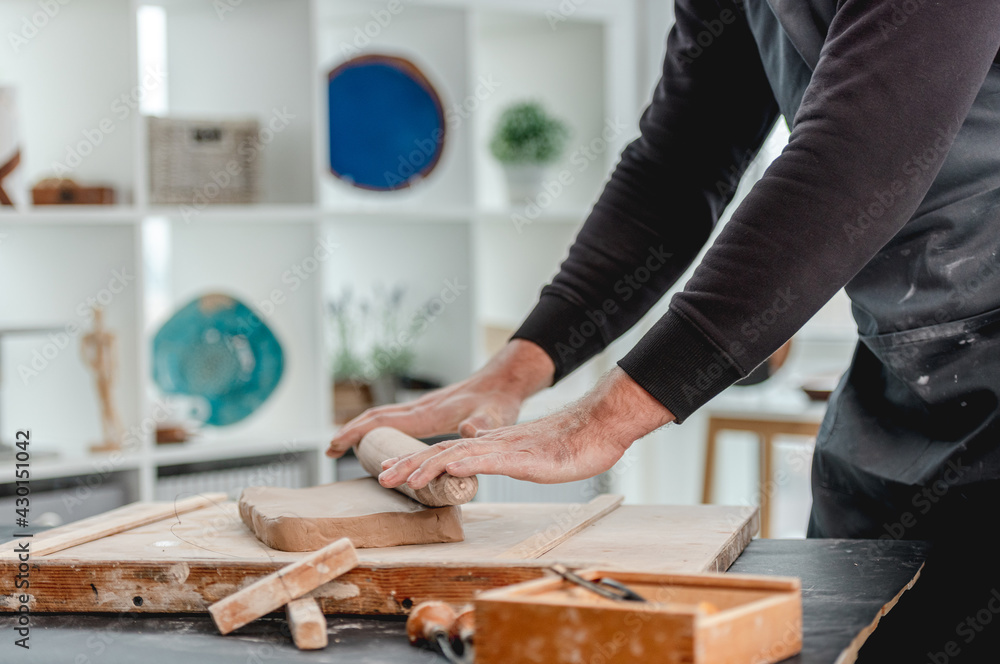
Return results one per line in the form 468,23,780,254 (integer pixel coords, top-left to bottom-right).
356,427,478,507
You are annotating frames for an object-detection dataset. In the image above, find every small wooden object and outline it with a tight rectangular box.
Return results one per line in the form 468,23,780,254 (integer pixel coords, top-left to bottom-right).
32,178,115,205
285,597,328,650
81,308,124,453
208,537,359,635
475,569,802,664
356,427,478,506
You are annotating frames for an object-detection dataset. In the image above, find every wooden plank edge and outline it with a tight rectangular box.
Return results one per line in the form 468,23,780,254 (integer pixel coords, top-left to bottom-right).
832,562,925,664
699,505,759,573
0,493,229,560
496,494,624,560
0,561,554,616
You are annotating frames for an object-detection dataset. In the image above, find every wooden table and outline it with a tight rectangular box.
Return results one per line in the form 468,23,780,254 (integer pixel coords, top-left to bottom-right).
0,533,929,664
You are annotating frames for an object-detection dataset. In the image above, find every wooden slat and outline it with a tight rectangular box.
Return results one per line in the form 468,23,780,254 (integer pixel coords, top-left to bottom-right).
285,597,328,650
496,494,623,560
0,493,227,559
209,537,358,635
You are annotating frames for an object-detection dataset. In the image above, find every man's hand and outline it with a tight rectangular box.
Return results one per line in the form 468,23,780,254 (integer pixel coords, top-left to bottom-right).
377,367,675,487
326,340,555,458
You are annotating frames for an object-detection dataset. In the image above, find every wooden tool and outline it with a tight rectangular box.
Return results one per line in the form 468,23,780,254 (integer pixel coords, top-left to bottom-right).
285,597,328,650
209,537,358,635
356,427,478,507
407,601,463,663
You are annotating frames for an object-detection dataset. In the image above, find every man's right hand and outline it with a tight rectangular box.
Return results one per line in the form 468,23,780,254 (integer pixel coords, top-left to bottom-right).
325,339,555,457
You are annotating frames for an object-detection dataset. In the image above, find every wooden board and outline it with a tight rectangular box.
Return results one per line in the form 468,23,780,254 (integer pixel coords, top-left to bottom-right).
0,498,758,616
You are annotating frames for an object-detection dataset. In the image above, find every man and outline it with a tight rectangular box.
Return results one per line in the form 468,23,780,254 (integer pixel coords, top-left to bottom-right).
330,1,1000,658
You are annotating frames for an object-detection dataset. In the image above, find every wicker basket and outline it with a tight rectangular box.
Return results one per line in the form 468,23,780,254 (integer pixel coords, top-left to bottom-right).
148,116,260,205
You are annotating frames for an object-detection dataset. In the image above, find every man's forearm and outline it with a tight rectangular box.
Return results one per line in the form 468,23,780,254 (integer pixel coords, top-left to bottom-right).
478,339,555,402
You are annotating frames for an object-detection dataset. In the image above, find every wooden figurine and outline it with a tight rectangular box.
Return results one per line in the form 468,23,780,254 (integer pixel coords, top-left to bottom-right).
81,308,123,453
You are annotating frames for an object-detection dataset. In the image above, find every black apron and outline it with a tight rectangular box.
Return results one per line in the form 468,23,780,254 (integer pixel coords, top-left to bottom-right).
745,0,1000,540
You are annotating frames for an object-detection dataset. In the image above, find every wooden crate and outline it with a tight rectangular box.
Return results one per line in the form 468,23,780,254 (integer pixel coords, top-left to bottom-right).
475,569,801,664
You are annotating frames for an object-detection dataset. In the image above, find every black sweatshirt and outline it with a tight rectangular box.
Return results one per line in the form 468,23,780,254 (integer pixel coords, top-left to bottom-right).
513,0,1000,423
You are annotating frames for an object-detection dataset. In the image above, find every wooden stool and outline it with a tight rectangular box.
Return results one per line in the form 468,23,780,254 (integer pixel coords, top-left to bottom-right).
702,413,821,538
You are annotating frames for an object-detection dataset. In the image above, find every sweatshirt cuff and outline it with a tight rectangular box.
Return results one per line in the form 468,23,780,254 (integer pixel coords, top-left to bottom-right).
511,293,612,383
617,310,747,423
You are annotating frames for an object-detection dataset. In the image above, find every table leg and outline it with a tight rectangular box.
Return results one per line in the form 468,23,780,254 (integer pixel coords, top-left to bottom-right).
759,433,774,538
702,420,720,504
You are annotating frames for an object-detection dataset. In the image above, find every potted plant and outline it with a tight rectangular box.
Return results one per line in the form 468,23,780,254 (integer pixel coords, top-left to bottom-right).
489,101,570,205
327,290,373,425
327,285,429,424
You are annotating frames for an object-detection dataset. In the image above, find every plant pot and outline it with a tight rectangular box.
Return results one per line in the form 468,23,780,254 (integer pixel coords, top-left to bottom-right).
332,380,374,425
368,374,398,406
502,163,547,206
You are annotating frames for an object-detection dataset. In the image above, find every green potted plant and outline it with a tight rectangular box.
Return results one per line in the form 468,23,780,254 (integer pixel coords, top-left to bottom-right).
489,101,570,205
326,284,428,424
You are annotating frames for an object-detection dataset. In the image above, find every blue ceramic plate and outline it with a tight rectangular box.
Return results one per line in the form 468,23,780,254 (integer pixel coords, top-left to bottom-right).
327,54,446,190
152,294,284,426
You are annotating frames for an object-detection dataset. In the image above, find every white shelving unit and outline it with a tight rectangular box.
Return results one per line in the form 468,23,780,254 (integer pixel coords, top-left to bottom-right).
0,0,642,506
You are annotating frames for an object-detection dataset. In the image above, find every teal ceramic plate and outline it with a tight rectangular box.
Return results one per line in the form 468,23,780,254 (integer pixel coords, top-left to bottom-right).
152,294,284,426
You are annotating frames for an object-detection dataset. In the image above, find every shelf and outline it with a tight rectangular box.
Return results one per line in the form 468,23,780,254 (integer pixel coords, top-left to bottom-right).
0,207,142,225
20,452,143,482
152,434,332,467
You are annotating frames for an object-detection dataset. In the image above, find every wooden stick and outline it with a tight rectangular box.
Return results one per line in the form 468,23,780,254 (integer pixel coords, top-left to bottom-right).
285,597,328,650
356,427,478,507
0,493,227,559
209,537,358,635
497,494,623,560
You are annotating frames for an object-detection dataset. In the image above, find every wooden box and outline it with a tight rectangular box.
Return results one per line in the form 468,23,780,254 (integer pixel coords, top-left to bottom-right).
32,178,115,205
475,569,801,664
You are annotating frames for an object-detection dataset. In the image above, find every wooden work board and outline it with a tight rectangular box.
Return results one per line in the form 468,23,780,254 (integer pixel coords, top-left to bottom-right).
0,495,758,616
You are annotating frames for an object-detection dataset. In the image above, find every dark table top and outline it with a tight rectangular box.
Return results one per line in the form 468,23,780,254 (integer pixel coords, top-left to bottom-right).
0,531,928,664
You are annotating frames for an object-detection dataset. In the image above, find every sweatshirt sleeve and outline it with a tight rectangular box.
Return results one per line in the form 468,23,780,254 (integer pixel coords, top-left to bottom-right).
511,0,780,382
619,0,1000,421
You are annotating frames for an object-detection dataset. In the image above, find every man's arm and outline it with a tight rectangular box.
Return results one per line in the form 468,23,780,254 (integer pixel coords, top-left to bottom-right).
619,0,1000,422
329,0,777,455
514,0,780,382
378,0,1000,487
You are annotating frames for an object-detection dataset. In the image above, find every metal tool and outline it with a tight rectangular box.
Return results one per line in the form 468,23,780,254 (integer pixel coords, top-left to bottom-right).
550,564,647,602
